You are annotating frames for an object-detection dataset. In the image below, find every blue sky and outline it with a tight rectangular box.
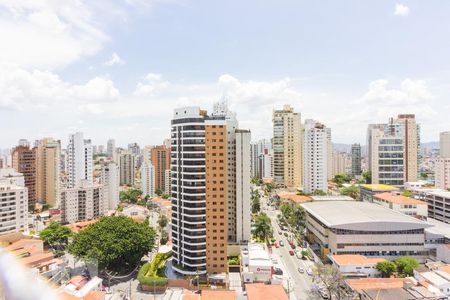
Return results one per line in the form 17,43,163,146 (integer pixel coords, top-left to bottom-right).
1,0,449,148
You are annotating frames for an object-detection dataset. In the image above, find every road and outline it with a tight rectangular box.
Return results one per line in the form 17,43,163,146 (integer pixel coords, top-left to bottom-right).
261,195,315,300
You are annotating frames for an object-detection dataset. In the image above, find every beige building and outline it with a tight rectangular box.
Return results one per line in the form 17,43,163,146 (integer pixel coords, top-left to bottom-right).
272,105,302,188
332,151,352,177
35,138,60,207
368,114,420,186
440,131,450,158
119,151,135,186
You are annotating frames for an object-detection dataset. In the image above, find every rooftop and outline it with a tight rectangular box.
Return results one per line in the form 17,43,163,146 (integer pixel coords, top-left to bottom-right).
360,184,399,191
66,220,97,233
277,192,312,203
310,195,355,201
201,290,236,300
425,218,450,239
331,254,385,266
374,192,427,205
245,283,288,300
346,278,414,293
300,201,431,230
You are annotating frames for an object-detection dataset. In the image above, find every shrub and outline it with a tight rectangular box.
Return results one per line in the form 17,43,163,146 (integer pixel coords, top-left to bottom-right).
137,251,172,287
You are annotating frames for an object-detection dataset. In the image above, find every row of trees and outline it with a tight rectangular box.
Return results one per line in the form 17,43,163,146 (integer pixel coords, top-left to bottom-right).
279,201,306,233
252,212,274,244
376,257,419,278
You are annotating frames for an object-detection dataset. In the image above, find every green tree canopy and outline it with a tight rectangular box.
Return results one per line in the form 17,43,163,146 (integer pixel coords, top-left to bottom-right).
340,185,359,199
251,189,261,214
68,216,155,273
333,174,352,187
376,261,397,278
252,213,273,243
119,188,143,204
396,257,419,277
158,214,168,230
39,221,72,250
312,265,349,300
362,171,372,184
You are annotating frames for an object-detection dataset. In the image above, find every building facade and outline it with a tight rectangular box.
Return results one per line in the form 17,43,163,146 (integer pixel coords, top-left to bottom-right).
61,180,107,224
351,143,362,177
101,162,119,210
119,151,135,186
332,152,351,177
107,139,116,160
67,132,93,188
11,144,36,211
0,169,28,235
35,138,60,207
302,119,331,194
272,105,302,188
151,145,171,193
141,161,155,198
250,139,271,179
440,132,450,158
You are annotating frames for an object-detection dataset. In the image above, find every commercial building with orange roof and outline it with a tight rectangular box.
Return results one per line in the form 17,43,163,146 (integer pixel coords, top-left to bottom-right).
373,192,428,219
346,278,414,294
329,254,385,278
245,283,288,300
277,191,311,204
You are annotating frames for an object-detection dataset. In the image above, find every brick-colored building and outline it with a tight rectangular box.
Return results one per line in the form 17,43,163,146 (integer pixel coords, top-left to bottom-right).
151,145,171,193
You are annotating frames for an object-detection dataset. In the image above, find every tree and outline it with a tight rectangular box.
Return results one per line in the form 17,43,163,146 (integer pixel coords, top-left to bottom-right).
119,188,143,204
396,257,418,277
312,189,327,196
251,177,263,186
68,216,155,273
161,193,170,199
362,171,372,184
160,230,169,245
311,265,350,300
252,213,273,244
40,221,72,251
251,189,261,214
402,191,413,197
157,215,168,230
333,174,352,187
420,172,428,179
155,188,163,196
376,261,397,278
340,185,359,199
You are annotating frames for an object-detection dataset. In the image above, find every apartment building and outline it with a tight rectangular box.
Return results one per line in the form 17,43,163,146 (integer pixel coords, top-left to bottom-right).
67,132,93,188
301,201,430,261
11,144,36,210
332,151,351,177
351,143,362,177
107,139,116,160
170,104,251,276
250,139,271,179
367,115,420,187
372,192,428,219
302,119,331,194
413,189,450,224
259,148,273,179
101,162,119,210
119,151,135,186
61,180,107,224
435,158,450,190
0,169,28,235
35,138,60,207
151,145,170,193
440,132,450,158
141,161,155,197
272,105,302,188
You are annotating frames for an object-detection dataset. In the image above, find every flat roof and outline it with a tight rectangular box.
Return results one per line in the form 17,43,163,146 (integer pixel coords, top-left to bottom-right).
310,195,355,201
374,192,427,205
360,184,399,191
245,283,288,300
301,201,431,230
427,190,450,198
425,218,450,239
331,254,385,266
346,278,413,293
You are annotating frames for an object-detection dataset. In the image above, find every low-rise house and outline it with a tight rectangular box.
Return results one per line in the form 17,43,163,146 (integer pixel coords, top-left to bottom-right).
59,275,105,300
277,192,312,204
359,184,399,203
414,265,450,297
121,204,149,218
329,254,385,278
245,283,288,300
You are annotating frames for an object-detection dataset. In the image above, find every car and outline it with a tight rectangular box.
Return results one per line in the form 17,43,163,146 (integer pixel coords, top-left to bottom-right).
290,244,295,250
274,267,283,275
274,242,279,248
279,241,284,247
283,232,288,237
306,268,313,276
319,289,330,299
289,250,294,256
298,267,304,273
278,231,282,235
295,251,302,259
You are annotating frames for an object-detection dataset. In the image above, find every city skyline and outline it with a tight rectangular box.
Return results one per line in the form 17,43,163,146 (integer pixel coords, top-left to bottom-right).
1,1,450,148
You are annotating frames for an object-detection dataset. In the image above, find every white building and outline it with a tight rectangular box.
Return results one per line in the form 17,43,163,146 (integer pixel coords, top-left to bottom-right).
329,254,385,278
259,149,273,180
372,192,428,219
440,131,450,158
236,129,251,243
67,132,93,188
250,139,271,179
107,139,116,161
415,269,450,297
301,201,431,261
302,119,331,194
0,169,28,235
241,244,273,283
101,162,119,210
141,161,155,198
61,180,107,224
413,189,450,224
435,158,450,190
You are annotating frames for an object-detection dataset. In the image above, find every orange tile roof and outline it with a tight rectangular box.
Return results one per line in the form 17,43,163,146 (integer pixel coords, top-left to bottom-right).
84,291,105,300
246,283,288,300
374,192,427,205
332,254,385,266
66,220,97,233
438,265,450,275
201,290,236,300
5,239,42,251
346,278,413,293
277,192,312,203
21,252,55,267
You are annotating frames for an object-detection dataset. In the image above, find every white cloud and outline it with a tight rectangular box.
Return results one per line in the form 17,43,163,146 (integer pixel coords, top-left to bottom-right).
0,1,108,69
394,3,410,16
133,73,170,96
104,52,125,66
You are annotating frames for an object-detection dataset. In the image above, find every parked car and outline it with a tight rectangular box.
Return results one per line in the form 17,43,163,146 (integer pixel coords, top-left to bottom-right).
283,232,288,237
289,250,294,256
279,241,284,247
278,230,282,235
298,267,304,273
306,268,313,276
274,242,279,248
290,244,295,250
274,267,283,275
319,289,330,299
295,251,302,259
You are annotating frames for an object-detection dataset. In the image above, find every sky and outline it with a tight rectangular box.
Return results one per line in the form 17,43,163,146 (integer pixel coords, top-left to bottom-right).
1,0,450,149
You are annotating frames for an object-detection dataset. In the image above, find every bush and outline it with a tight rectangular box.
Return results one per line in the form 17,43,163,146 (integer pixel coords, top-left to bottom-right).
228,255,241,265
137,251,172,287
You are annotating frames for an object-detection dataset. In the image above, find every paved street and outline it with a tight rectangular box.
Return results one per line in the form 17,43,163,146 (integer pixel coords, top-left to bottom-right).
261,194,315,300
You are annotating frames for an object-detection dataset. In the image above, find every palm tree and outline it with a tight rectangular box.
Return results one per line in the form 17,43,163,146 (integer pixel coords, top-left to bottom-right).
252,213,273,244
